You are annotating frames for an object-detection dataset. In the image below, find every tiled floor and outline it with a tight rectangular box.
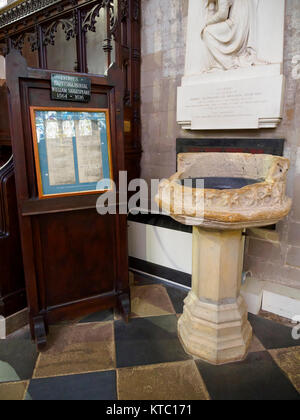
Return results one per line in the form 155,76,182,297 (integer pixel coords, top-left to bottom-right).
0,274,299,400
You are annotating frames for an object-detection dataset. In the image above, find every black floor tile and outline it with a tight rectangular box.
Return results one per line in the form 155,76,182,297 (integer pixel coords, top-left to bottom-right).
196,351,300,400
27,371,117,400
248,313,299,350
165,285,189,314
78,309,114,324
115,315,191,368
0,339,38,382
6,325,31,341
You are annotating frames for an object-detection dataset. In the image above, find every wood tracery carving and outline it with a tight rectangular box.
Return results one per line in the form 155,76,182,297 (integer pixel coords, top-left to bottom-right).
132,0,139,21
11,33,25,51
0,0,121,53
43,15,77,46
120,0,129,21
81,3,103,33
28,27,40,51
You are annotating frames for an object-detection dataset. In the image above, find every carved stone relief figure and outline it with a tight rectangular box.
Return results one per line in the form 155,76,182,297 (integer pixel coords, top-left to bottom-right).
200,0,261,72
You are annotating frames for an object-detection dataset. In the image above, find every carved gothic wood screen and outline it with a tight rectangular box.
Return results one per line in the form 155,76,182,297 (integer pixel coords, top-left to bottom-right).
0,0,141,180
6,50,130,349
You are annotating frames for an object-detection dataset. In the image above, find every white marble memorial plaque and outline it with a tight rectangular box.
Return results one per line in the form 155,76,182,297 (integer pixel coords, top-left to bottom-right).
178,0,285,131
178,74,284,130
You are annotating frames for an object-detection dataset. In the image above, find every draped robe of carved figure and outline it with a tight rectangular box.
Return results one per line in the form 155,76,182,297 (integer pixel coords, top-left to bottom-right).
201,0,259,72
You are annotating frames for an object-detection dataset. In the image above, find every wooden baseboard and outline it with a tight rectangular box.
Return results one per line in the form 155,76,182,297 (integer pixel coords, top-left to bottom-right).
129,257,191,288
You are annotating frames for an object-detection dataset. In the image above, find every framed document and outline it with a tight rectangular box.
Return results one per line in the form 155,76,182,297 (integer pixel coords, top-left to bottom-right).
30,107,113,198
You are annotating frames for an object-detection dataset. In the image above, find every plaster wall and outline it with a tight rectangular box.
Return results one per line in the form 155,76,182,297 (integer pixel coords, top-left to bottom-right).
140,0,300,289
0,0,7,10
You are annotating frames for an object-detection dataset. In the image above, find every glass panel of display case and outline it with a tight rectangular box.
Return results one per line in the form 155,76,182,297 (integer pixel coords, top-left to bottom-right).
30,107,113,198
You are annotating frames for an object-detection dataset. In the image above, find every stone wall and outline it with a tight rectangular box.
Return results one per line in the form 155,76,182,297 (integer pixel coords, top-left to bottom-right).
140,0,300,289
0,56,5,79
0,0,6,79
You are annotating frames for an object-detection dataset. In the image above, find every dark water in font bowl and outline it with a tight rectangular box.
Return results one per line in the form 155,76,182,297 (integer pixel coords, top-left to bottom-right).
176,177,263,190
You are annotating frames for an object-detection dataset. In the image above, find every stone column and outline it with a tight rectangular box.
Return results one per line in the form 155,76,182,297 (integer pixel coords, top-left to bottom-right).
178,227,252,365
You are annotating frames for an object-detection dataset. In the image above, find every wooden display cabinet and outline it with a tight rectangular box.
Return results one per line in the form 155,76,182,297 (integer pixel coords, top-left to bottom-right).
6,49,130,349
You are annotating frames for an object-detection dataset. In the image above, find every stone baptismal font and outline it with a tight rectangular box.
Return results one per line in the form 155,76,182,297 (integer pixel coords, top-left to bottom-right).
156,153,292,364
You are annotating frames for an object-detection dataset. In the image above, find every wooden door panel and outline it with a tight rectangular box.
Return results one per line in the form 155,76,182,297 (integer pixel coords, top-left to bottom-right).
0,158,26,316
0,83,11,146
37,210,117,308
